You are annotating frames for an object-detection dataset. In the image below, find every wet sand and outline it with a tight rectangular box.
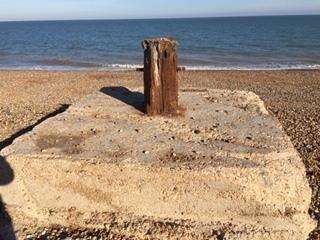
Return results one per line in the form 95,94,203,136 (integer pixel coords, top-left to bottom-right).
0,70,319,239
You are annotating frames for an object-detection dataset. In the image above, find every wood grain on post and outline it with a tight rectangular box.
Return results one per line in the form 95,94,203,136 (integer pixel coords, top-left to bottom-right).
142,37,180,116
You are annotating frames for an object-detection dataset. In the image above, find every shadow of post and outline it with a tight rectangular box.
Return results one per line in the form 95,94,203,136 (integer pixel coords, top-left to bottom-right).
0,156,15,240
100,86,145,113
0,104,69,150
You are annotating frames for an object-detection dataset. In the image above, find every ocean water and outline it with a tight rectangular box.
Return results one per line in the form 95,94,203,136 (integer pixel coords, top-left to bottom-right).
0,15,319,71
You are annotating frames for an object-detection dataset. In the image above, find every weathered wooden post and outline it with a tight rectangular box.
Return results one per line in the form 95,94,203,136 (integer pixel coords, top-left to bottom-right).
142,37,180,116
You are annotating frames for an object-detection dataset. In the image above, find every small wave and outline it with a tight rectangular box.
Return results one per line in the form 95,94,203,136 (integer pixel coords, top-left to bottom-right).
38,59,102,68
0,51,9,58
99,63,320,71
0,63,319,71
100,64,143,71
87,63,320,71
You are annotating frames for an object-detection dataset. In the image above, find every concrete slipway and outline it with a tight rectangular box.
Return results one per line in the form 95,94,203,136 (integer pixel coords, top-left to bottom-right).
0,87,315,239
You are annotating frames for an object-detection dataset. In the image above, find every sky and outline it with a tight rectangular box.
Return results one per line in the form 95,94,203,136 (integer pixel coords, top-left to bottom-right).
0,0,320,21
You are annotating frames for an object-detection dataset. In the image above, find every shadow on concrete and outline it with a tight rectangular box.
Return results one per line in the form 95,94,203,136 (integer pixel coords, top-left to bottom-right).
0,104,70,240
0,156,14,186
100,86,145,113
0,156,15,240
0,104,69,151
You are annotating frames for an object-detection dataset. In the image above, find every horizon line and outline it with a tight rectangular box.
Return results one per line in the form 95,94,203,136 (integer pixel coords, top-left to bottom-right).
0,13,319,23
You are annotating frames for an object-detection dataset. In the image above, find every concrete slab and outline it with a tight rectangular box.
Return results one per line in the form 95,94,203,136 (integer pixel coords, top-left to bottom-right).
0,87,315,239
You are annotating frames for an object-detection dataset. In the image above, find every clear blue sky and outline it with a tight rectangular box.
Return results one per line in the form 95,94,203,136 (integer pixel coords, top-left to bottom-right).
1,0,320,21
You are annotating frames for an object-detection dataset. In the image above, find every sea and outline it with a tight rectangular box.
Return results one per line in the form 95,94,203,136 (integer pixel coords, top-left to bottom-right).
0,15,319,71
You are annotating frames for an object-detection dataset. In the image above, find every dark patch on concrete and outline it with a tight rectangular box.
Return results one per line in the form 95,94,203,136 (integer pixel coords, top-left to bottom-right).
209,140,272,155
106,149,128,159
36,135,84,155
157,150,260,170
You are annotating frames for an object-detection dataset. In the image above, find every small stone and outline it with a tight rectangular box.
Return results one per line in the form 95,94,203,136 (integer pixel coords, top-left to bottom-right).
194,129,201,134
171,152,177,157
212,123,219,128
143,150,150,154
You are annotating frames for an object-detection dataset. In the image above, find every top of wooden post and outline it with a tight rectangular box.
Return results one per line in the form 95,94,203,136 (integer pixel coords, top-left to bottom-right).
142,37,178,50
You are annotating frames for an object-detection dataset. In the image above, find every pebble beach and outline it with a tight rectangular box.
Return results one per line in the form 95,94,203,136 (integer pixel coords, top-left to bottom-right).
0,69,319,239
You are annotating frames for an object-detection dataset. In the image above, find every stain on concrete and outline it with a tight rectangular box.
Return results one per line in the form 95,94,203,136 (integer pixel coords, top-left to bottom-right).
36,135,84,155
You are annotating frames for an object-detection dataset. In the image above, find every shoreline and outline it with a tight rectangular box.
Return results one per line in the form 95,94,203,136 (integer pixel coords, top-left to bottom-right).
0,68,320,73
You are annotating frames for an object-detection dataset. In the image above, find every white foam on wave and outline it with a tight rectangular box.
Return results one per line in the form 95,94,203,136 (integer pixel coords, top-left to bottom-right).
100,64,143,71
1,63,320,71
184,64,320,71
101,63,320,71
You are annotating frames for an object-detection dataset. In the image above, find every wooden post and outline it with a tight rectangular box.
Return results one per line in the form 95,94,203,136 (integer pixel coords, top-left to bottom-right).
142,37,180,116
